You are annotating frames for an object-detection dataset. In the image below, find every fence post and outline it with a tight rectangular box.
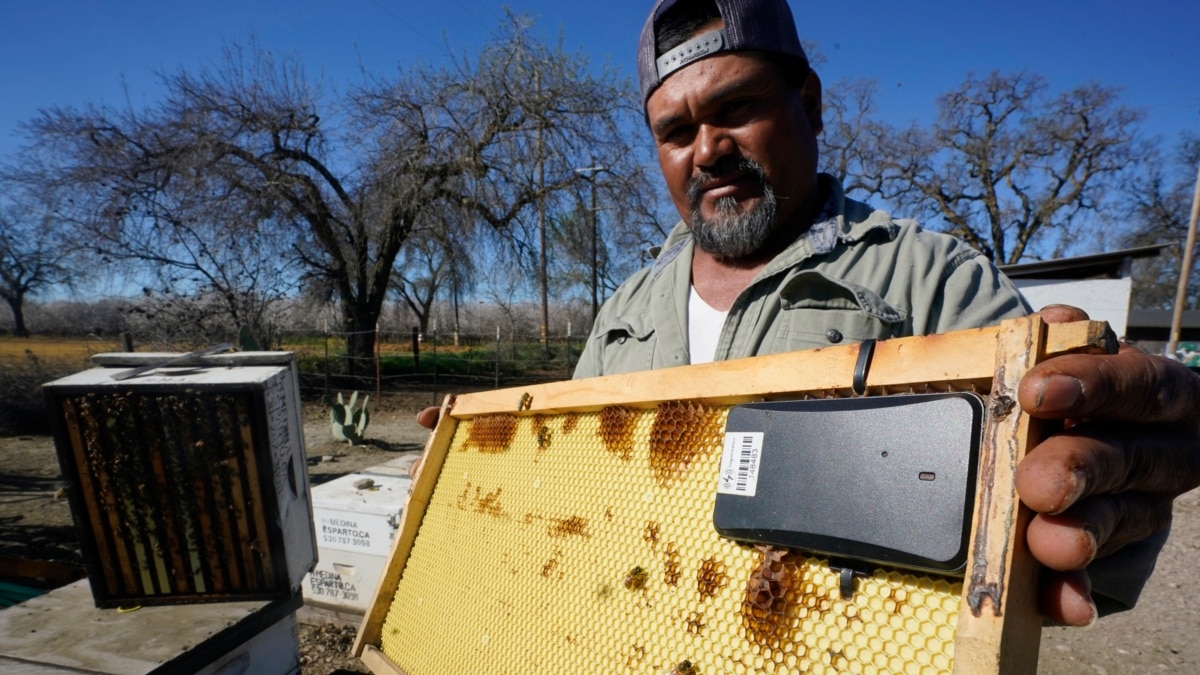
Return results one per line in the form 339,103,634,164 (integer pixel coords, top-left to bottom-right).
375,323,382,400
432,328,439,408
323,330,330,399
120,332,134,352
411,327,420,369
495,326,501,389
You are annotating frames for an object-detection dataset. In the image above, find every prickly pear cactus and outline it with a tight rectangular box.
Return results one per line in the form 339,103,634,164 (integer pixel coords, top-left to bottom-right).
330,391,370,444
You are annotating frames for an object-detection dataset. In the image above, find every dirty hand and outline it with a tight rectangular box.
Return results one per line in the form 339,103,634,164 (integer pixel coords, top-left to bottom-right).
1017,306,1200,626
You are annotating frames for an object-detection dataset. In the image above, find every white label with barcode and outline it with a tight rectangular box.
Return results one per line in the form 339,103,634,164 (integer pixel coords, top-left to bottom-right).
717,432,763,497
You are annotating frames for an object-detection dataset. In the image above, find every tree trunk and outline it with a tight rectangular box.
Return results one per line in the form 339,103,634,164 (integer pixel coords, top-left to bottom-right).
343,302,378,374
3,294,29,338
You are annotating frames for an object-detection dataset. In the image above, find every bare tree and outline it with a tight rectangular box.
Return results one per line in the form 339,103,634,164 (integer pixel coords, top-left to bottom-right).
0,195,72,337
12,16,643,365
533,159,666,321
362,13,652,343
10,42,308,348
389,13,646,342
818,76,885,197
392,205,477,338
835,71,1143,264
1123,133,1200,310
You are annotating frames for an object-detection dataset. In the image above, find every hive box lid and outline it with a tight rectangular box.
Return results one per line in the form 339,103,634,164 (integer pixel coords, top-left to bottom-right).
50,351,298,388
312,473,412,517
313,473,411,558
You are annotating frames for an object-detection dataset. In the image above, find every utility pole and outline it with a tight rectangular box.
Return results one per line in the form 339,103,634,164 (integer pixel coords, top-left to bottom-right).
1167,160,1200,358
535,71,550,358
588,171,599,323
574,161,609,326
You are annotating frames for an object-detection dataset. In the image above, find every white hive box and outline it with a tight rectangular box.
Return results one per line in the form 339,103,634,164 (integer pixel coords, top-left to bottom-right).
43,351,317,608
304,472,411,613
358,454,421,478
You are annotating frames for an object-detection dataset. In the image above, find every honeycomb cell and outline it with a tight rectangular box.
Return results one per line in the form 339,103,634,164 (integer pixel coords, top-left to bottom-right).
598,406,638,460
561,412,580,434
375,402,973,674
466,414,517,453
648,401,723,488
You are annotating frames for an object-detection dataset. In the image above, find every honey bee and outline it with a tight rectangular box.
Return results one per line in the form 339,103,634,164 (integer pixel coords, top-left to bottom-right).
537,426,552,449
624,566,648,590
663,660,696,675
518,392,533,411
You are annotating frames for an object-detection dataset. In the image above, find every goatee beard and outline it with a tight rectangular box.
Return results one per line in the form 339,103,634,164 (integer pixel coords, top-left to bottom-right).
686,158,778,261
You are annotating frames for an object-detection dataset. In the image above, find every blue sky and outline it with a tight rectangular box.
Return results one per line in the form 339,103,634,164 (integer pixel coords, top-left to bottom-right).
2,0,1198,161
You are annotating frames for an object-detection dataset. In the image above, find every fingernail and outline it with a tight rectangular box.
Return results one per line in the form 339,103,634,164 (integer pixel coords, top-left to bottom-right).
1035,374,1083,413
1080,525,1098,567
1079,598,1098,629
1062,469,1088,511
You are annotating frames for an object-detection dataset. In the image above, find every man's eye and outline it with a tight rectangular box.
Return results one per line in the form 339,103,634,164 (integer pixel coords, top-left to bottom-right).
660,126,694,145
723,98,756,118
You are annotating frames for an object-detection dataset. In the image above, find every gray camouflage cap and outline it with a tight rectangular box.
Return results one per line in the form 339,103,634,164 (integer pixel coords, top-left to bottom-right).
637,0,809,109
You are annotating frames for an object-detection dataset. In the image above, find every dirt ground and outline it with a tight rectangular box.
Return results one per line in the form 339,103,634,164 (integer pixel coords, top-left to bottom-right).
1,388,1198,674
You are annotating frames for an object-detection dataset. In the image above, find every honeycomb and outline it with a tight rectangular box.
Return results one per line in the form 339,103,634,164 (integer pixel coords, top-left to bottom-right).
379,401,962,674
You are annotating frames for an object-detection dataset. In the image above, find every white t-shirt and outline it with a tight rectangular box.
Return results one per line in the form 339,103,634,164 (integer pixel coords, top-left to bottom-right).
688,285,729,365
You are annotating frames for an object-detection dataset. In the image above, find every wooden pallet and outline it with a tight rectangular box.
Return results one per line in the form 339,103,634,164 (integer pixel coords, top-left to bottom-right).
354,317,1115,674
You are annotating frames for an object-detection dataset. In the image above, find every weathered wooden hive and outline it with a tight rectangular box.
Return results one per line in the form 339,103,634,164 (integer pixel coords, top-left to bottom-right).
43,351,316,608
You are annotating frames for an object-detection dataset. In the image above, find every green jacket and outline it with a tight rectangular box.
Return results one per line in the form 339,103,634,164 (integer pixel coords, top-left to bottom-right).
575,175,1030,378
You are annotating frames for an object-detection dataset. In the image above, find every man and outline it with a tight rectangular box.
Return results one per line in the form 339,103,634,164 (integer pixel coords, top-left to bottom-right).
420,0,1200,628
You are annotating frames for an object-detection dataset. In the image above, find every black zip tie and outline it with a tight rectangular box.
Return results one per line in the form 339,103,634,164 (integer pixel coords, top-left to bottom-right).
828,556,872,600
853,339,876,396
840,567,857,599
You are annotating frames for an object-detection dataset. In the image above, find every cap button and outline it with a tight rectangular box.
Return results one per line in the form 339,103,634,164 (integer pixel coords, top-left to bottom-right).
826,329,843,344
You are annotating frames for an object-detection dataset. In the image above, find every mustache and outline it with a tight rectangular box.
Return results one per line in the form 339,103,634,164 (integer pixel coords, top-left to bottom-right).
685,157,769,207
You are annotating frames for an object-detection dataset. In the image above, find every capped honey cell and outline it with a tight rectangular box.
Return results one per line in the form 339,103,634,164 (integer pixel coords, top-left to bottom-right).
466,414,517,453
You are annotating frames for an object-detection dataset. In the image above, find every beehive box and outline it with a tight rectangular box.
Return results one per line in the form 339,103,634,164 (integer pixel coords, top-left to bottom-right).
43,351,316,608
304,472,411,613
354,318,1115,674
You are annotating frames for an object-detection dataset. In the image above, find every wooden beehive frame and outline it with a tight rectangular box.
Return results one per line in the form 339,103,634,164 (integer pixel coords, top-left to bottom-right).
355,317,1115,674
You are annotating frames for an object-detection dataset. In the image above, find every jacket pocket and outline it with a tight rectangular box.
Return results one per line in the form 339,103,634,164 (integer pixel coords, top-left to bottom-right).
594,316,655,345
772,270,906,352
590,316,657,374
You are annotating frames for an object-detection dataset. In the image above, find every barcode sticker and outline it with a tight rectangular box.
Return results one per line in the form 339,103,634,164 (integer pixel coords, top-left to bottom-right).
717,432,764,497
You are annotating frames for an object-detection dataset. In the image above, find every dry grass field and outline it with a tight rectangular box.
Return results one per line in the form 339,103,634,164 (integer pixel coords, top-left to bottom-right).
0,337,127,406
0,336,124,366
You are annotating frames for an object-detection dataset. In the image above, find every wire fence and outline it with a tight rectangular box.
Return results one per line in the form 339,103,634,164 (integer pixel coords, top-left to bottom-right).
283,326,585,404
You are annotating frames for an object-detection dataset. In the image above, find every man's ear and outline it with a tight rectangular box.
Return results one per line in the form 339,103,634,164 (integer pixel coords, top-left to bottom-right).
802,69,823,135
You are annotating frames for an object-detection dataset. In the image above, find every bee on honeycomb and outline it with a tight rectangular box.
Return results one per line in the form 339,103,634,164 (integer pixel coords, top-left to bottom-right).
624,566,649,591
